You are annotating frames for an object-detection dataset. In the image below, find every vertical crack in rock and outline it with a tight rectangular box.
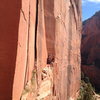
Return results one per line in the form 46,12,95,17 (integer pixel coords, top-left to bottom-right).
24,0,39,87
67,5,73,100
35,0,38,89
35,0,38,60
24,3,31,86
70,0,78,30
20,9,27,22
68,6,72,66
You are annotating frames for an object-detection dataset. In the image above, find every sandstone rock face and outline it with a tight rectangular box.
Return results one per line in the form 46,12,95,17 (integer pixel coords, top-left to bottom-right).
0,0,21,99
81,11,100,90
82,11,100,36
0,0,81,100
82,11,100,65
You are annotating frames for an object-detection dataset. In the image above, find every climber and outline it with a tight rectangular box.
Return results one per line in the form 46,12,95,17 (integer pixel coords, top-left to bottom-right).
47,54,54,64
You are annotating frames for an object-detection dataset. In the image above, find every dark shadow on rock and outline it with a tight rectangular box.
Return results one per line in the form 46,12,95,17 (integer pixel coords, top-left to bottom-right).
0,0,21,99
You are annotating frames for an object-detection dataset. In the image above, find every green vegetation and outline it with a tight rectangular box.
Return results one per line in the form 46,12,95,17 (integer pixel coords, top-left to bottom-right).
77,72,96,100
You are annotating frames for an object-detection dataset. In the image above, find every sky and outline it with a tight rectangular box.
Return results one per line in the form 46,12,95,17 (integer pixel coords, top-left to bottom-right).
82,0,100,21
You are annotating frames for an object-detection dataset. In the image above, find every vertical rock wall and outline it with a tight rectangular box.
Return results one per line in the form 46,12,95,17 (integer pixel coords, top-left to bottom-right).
0,0,81,100
13,0,36,99
53,0,81,99
0,0,21,99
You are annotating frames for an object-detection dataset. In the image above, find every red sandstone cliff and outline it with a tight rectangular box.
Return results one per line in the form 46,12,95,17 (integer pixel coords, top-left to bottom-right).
0,0,81,100
82,11,100,65
82,11,100,90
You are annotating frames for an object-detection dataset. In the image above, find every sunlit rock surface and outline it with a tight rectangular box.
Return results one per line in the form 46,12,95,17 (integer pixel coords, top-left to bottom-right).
0,0,81,100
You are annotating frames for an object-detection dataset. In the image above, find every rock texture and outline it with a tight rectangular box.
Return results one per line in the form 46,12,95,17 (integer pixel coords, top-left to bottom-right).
82,11,100,65
81,11,100,90
0,0,81,100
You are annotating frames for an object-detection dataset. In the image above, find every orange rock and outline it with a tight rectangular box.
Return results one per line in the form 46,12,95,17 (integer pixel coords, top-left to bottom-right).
13,0,36,99
0,0,21,99
0,0,81,100
82,11,100,65
81,11,100,91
